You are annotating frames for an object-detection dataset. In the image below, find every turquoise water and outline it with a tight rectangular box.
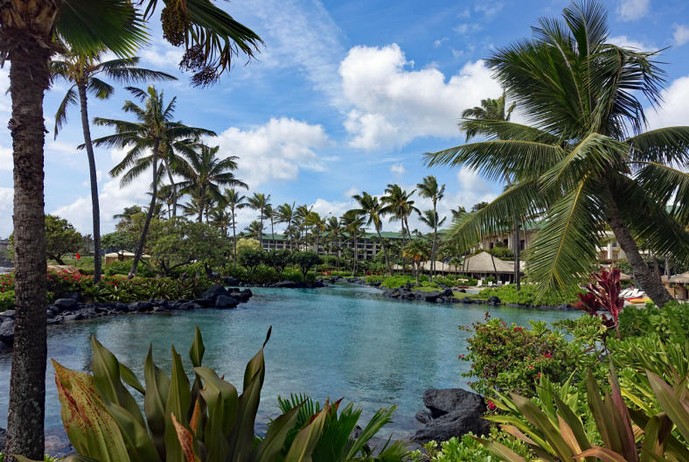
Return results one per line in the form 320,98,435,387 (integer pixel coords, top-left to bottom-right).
0,285,579,439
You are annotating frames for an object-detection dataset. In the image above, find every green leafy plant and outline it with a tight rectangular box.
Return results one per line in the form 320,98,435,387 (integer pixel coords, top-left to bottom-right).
276,394,407,461
462,316,604,397
480,371,689,461
53,327,328,462
0,290,14,312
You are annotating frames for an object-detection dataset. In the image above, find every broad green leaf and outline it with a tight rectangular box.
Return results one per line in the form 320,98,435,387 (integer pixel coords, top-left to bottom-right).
171,413,200,462
144,346,171,459
53,360,130,462
255,405,301,460
164,346,192,462
189,326,205,368
285,403,330,462
90,336,146,427
512,393,574,460
473,436,527,462
106,403,160,462
648,371,689,443
577,447,629,462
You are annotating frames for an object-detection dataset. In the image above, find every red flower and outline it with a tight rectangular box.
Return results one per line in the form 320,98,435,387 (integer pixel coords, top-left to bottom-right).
544,352,553,358
513,326,523,332
487,400,496,411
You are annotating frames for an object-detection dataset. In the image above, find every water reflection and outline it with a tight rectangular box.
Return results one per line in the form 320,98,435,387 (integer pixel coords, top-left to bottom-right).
0,285,579,439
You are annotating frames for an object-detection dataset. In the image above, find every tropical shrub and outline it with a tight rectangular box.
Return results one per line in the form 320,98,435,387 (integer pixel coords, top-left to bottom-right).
475,284,582,307
462,316,604,397
104,259,155,277
0,273,13,293
410,431,529,462
0,290,14,312
481,371,689,462
574,268,624,333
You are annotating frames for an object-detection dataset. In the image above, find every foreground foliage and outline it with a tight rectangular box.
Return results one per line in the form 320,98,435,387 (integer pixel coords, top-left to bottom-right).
52,328,405,462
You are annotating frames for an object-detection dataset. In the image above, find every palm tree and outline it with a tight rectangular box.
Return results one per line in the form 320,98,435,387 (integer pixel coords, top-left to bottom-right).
245,220,264,241
381,184,420,243
247,193,270,249
341,210,366,276
264,203,276,250
417,176,446,279
222,188,248,268
426,1,689,306
276,202,296,249
92,86,215,277
1,1,261,458
51,52,175,283
295,204,313,248
325,215,344,259
352,191,391,273
461,93,523,289
176,143,247,222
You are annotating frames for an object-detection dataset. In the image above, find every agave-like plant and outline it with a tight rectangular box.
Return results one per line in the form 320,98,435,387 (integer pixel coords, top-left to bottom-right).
480,372,689,461
52,328,330,462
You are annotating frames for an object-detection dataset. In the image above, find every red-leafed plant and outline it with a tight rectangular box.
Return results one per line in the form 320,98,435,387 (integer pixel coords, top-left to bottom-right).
575,268,624,335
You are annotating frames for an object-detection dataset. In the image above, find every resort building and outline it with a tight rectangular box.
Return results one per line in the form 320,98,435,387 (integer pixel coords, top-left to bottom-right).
259,232,406,261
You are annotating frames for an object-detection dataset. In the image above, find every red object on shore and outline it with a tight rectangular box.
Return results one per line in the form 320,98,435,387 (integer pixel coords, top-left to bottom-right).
75,252,81,260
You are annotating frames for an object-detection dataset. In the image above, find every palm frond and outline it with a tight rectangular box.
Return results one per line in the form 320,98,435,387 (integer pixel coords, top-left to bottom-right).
612,175,689,261
528,180,604,297
58,0,149,57
53,86,78,138
446,180,544,253
425,140,565,182
87,77,114,99
627,126,689,165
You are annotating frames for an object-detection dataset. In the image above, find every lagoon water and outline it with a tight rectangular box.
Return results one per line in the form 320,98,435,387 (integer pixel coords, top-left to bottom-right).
0,285,579,440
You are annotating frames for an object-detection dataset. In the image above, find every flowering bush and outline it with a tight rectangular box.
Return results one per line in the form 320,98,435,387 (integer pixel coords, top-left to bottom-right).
462,316,605,397
575,267,624,333
0,273,14,294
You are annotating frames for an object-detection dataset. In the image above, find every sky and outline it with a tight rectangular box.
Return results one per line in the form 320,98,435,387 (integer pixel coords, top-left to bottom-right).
1,0,689,238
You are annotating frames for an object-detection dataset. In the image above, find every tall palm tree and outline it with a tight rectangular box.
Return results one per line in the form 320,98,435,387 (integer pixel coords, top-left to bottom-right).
222,188,248,267
247,192,270,249
51,52,175,283
276,202,296,249
176,143,247,222
1,1,261,458
352,191,391,273
381,184,420,243
426,1,689,306
461,93,523,288
325,215,344,259
295,204,313,249
305,210,325,252
341,210,366,276
417,176,446,279
264,203,276,250
92,86,215,277
245,220,264,242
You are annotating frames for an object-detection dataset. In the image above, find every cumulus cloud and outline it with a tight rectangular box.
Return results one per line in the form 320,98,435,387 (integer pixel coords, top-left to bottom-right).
647,75,689,129
390,163,405,175
674,25,689,46
139,42,184,71
339,44,500,150
216,118,330,188
53,148,152,234
0,144,11,171
617,0,649,21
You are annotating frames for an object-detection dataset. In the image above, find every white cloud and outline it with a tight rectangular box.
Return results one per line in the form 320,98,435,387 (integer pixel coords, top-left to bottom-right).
617,0,649,21
53,147,152,234
216,117,330,188
647,75,689,129
311,198,353,222
339,44,501,150
474,1,503,18
390,163,405,175
0,187,12,237
139,42,184,71
674,25,689,46
608,35,651,50
433,37,449,48
236,0,345,103
0,144,11,171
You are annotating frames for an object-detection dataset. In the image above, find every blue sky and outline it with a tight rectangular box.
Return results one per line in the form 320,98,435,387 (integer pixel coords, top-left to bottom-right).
1,0,689,238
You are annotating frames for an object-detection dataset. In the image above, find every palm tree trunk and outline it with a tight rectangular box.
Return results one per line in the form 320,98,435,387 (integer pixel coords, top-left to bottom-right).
164,162,178,218
6,42,51,461
232,212,238,269
514,218,521,290
377,229,391,274
606,197,672,307
129,143,159,278
77,84,102,283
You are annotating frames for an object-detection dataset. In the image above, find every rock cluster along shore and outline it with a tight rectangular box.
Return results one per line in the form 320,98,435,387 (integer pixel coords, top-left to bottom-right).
413,388,491,444
380,286,505,306
0,285,253,353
